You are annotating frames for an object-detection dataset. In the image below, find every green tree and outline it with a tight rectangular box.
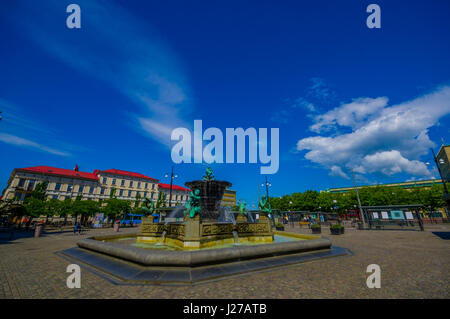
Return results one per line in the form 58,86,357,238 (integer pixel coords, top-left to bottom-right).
59,198,73,225
44,199,61,223
23,181,49,222
31,181,48,200
24,197,46,219
156,192,167,208
102,198,131,226
134,193,142,209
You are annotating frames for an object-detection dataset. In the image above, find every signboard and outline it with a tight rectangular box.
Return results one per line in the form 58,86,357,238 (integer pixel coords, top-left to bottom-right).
391,210,405,220
372,212,379,219
405,211,414,220
381,211,389,219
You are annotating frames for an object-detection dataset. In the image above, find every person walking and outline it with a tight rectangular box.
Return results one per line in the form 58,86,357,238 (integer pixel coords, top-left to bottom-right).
74,222,81,235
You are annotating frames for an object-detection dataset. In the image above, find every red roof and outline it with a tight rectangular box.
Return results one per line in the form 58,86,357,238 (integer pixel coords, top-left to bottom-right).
17,166,98,180
158,183,190,192
94,169,158,181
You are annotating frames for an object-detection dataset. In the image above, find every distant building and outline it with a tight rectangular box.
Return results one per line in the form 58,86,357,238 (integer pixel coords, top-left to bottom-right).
324,179,443,194
1,166,188,207
157,183,190,207
221,189,236,206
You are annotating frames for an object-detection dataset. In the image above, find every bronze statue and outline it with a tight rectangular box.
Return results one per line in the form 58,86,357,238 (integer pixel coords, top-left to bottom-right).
202,167,215,181
142,198,155,216
185,189,201,218
258,195,272,214
238,200,247,215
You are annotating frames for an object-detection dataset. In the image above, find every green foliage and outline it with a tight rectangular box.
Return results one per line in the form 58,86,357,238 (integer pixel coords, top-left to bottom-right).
134,193,142,208
156,192,167,208
311,223,321,229
269,184,446,213
330,223,343,230
24,197,46,217
31,181,48,201
102,198,131,219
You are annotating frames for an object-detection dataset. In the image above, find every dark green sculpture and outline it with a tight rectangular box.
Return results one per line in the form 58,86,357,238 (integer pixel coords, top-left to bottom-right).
142,198,155,216
202,167,215,181
238,200,247,215
258,195,272,214
185,189,201,218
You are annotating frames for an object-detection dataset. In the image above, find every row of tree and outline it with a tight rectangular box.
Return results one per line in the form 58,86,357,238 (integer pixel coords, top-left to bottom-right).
269,184,447,214
0,181,173,226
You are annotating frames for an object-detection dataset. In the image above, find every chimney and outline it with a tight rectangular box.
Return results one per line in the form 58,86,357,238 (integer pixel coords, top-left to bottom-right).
74,164,79,171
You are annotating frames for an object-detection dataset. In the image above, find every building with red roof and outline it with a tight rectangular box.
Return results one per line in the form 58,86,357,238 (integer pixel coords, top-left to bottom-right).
1,165,188,207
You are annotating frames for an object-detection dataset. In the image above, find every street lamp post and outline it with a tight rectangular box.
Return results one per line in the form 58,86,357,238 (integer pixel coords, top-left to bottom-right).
262,176,271,200
164,166,178,207
261,176,272,222
352,169,366,228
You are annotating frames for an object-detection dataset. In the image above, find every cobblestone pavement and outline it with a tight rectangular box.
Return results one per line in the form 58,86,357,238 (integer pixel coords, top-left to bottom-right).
0,224,449,299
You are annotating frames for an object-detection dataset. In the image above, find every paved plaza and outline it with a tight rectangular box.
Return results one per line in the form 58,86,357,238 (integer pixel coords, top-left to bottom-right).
0,224,449,299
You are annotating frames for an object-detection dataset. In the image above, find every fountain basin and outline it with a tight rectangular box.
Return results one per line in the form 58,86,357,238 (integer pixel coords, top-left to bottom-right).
76,231,331,267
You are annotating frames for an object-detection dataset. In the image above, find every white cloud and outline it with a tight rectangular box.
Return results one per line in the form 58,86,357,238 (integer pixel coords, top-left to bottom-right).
329,165,349,179
0,133,70,156
297,86,450,179
353,150,430,176
310,97,388,132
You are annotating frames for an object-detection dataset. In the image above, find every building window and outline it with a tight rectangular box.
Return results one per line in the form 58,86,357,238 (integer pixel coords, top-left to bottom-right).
89,186,94,194
143,191,147,198
55,183,62,191
128,190,132,197
145,183,148,189
79,186,84,193
65,196,71,200
18,178,26,187
129,181,133,187
27,180,35,191
137,182,141,188
112,178,116,186
102,177,107,184
119,189,123,196
121,179,125,186
152,183,155,190
100,188,105,195
67,184,73,192
52,195,58,200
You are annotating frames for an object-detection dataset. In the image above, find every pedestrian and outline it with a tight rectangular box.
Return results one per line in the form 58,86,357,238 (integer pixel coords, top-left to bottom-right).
74,222,81,235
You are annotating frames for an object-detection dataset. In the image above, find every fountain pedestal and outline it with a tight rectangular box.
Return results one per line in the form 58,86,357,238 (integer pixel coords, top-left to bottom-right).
137,212,273,249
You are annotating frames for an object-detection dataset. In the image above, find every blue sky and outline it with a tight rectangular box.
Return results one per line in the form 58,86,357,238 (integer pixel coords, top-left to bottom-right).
1,0,449,207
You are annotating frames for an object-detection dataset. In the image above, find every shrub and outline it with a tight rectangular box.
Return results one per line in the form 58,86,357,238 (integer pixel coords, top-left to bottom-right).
311,223,321,229
330,223,343,230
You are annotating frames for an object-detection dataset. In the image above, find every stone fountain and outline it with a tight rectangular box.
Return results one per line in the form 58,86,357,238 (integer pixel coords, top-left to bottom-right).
137,167,273,249
65,167,348,285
